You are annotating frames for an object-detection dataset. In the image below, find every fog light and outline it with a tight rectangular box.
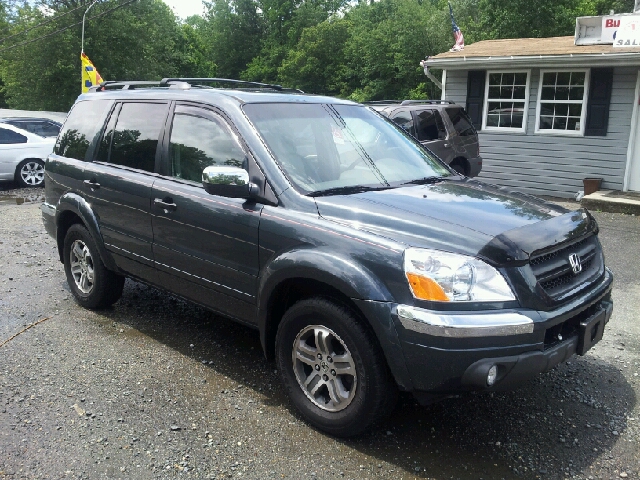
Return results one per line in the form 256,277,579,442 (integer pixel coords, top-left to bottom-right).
487,365,498,386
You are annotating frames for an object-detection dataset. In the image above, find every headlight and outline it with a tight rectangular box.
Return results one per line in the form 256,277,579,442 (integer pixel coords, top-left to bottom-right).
404,248,515,302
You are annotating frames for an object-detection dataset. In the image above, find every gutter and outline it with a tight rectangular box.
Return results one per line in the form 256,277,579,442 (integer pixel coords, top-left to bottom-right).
423,52,640,69
420,60,443,90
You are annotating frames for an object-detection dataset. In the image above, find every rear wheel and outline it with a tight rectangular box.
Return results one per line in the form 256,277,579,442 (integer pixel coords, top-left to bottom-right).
275,297,397,437
63,224,125,309
16,159,45,187
450,159,467,176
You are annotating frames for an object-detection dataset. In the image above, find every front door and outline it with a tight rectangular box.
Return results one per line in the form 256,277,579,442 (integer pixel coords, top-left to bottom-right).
83,101,169,278
151,105,261,324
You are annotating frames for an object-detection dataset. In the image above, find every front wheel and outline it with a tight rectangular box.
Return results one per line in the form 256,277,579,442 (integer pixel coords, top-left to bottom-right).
16,159,45,187
63,224,125,309
275,297,396,437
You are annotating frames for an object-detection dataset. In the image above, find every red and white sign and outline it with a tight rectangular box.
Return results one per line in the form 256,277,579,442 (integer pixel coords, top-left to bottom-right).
602,16,621,43
614,15,640,47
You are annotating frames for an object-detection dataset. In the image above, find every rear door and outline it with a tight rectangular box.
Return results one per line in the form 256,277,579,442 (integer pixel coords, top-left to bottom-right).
83,101,169,279
411,109,453,163
150,104,261,323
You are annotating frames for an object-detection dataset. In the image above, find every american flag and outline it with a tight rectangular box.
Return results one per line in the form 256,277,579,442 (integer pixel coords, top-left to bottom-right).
449,2,464,52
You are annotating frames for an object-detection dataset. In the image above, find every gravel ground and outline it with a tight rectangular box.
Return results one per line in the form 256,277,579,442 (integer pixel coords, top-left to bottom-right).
0,184,639,480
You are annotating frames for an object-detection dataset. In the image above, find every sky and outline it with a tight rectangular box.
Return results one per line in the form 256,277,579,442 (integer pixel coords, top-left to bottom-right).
162,0,205,19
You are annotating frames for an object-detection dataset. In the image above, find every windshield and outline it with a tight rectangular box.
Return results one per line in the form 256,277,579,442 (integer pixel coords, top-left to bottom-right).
243,103,452,195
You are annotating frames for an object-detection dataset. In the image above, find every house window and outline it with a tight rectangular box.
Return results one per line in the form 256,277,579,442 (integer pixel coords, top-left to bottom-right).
536,70,589,135
482,71,530,132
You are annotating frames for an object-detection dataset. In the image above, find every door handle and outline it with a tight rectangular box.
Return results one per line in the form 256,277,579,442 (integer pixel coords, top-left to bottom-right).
154,197,177,212
83,179,100,190
443,143,450,148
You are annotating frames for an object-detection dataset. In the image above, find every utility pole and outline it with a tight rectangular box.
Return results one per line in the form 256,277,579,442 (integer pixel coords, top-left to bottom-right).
81,0,99,53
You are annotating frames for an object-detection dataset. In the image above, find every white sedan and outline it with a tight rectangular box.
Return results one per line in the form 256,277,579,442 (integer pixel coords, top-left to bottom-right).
0,123,56,187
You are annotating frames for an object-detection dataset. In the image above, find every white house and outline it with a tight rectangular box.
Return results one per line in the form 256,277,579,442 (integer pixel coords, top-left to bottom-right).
423,23,640,198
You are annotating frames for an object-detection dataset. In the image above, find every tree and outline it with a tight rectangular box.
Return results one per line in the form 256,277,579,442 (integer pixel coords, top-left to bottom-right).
0,0,192,111
202,0,263,79
278,18,350,95
339,0,450,101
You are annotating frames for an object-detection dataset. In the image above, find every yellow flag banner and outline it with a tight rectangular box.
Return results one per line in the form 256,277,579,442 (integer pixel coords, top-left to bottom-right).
81,53,104,93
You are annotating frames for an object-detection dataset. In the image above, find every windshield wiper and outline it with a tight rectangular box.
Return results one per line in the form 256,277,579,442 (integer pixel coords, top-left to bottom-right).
401,176,446,186
308,185,392,197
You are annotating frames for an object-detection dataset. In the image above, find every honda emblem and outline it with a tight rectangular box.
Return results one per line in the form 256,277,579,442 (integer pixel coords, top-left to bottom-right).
568,253,582,274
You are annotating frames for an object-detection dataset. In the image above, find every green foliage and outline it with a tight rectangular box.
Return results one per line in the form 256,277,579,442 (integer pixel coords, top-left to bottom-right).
0,0,204,111
278,18,349,95
0,0,636,111
339,0,450,101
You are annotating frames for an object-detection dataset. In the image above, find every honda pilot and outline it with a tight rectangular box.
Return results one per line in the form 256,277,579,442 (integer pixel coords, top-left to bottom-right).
42,78,613,437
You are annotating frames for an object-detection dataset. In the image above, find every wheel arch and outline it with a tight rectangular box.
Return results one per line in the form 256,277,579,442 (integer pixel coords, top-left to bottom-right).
258,250,413,390
450,156,470,176
55,193,118,272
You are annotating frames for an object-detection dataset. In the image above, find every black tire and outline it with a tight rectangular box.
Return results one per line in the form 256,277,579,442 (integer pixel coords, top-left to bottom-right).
63,224,125,309
275,297,397,437
15,159,45,188
450,160,467,176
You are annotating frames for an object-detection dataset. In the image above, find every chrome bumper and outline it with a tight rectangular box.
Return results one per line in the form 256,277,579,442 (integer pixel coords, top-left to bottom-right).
396,305,534,338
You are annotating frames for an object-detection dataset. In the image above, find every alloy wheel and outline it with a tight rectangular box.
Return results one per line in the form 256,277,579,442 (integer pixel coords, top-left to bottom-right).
20,161,45,186
69,239,95,294
292,325,357,412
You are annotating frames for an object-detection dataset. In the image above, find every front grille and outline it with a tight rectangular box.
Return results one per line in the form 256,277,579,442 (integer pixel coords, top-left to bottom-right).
530,235,604,300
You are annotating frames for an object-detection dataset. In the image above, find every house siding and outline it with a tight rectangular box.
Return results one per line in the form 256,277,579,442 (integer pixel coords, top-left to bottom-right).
445,67,637,198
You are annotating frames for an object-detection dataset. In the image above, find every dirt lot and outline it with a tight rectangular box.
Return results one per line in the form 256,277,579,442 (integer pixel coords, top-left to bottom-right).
0,185,639,480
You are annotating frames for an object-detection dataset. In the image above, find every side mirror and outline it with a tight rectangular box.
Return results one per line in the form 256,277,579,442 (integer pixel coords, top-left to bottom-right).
202,166,259,199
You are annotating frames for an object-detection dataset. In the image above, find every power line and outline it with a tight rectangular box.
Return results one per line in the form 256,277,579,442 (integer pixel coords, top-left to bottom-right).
0,2,89,45
0,0,138,54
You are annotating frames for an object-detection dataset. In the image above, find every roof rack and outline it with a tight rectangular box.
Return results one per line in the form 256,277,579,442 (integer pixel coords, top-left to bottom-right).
89,77,304,93
400,100,455,105
363,100,403,105
159,77,289,91
364,99,455,106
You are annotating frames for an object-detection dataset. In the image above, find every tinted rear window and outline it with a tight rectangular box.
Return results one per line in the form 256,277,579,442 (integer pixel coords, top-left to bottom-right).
445,107,476,137
105,102,168,172
54,100,112,161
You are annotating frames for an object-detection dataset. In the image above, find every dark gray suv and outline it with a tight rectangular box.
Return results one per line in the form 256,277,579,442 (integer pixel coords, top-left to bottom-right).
368,100,482,177
42,78,612,437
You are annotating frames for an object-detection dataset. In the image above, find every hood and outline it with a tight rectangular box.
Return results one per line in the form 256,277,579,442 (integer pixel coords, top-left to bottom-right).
315,178,591,265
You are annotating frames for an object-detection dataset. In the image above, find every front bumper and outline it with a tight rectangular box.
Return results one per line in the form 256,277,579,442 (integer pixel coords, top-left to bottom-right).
392,268,613,396
41,202,57,239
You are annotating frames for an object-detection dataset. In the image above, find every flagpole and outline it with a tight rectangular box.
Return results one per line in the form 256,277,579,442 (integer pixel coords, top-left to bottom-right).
81,0,100,54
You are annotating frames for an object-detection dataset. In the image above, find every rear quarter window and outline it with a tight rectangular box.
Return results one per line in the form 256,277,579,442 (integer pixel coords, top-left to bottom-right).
445,107,476,137
54,100,112,161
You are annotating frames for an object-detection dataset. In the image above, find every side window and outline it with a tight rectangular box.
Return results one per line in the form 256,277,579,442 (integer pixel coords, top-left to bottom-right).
54,100,112,160
0,127,27,144
415,110,446,141
107,103,168,172
445,107,476,137
169,112,245,183
390,110,415,136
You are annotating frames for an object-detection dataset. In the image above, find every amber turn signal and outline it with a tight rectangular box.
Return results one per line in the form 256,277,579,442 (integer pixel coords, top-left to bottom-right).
406,273,449,301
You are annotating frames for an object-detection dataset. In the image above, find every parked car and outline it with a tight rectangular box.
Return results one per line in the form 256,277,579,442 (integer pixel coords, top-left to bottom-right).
42,79,612,437
367,100,482,177
0,123,55,187
0,117,62,138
